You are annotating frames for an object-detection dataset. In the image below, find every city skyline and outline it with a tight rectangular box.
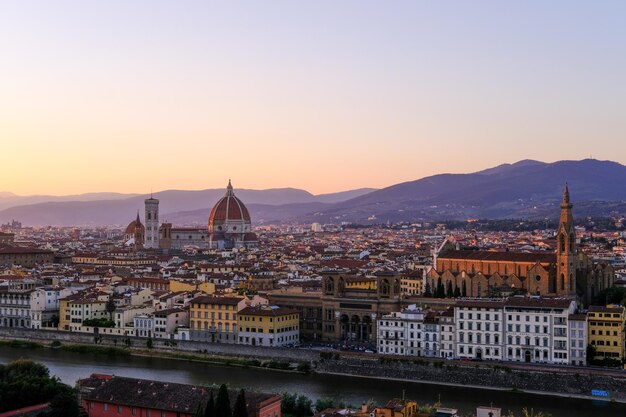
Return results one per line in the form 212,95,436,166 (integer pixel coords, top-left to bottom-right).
2,1,626,195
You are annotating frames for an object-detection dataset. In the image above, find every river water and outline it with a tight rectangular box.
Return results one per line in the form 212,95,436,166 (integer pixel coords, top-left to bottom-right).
0,346,623,417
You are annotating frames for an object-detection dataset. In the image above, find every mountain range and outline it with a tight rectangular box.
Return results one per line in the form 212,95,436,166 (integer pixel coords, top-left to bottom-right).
1,159,625,227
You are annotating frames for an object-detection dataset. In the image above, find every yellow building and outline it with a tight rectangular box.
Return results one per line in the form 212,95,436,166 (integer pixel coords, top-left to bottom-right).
237,305,299,347
189,295,243,343
588,305,625,362
59,291,110,331
169,279,215,295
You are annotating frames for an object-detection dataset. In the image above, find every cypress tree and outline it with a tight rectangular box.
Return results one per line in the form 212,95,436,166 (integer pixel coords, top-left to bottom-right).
446,281,453,298
215,384,231,417
436,277,444,298
233,389,248,417
424,282,432,297
453,285,461,298
205,391,215,417
461,280,467,297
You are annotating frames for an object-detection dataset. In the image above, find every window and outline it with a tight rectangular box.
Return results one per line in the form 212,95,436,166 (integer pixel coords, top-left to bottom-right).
104,403,109,411
132,407,137,416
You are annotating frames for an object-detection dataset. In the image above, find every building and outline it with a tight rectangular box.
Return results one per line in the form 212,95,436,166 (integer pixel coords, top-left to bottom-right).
79,374,281,417
439,309,455,358
207,180,257,250
237,305,299,347
59,291,110,331
454,299,504,361
377,306,425,356
0,232,15,245
503,297,575,364
0,287,33,328
30,286,73,329
144,195,159,249
429,186,614,304
189,295,243,343
0,245,54,268
569,313,588,365
588,305,625,362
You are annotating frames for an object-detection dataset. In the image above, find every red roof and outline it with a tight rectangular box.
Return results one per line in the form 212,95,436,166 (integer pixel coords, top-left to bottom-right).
208,181,251,226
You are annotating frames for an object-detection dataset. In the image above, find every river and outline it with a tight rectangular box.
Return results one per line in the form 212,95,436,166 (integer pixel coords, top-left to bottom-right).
0,346,624,417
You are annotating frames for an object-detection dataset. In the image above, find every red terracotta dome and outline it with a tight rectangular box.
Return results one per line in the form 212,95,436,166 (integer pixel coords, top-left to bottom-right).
208,181,251,227
125,213,145,235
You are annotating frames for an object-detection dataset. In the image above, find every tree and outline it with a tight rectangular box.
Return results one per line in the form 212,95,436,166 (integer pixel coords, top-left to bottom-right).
586,344,597,364
0,359,75,413
281,392,297,415
105,295,116,321
423,282,432,297
233,389,248,417
215,384,231,417
453,285,461,298
294,394,313,417
436,277,444,298
446,281,453,298
147,337,153,349
461,280,467,297
48,386,80,417
204,391,215,417
314,398,335,412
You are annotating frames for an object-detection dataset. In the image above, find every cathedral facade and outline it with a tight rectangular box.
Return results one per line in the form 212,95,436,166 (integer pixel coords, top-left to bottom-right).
428,185,614,305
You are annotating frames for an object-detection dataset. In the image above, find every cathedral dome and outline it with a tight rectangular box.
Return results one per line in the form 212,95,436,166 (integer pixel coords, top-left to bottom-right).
208,181,251,230
125,213,145,235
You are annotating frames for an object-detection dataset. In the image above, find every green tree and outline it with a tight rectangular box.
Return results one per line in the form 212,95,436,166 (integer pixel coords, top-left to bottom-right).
281,392,297,415
294,395,313,417
48,386,80,417
423,282,432,297
461,280,467,297
446,281,453,298
232,389,248,417
436,277,444,298
215,384,232,417
314,398,335,412
205,391,215,417
453,285,461,298
105,295,116,321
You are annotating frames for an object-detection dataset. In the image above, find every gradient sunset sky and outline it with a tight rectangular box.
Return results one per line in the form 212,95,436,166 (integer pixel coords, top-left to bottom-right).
1,1,625,196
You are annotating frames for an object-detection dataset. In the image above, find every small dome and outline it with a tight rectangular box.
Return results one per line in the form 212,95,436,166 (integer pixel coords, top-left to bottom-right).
208,181,251,227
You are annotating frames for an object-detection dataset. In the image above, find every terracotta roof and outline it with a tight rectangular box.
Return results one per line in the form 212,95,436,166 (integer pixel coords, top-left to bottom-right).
589,305,625,313
438,249,555,264
505,297,572,309
191,295,243,305
209,182,251,226
80,375,278,415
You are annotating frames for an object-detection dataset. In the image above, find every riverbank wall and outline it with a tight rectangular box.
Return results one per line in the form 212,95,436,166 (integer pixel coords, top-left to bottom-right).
316,357,626,402
2,327,626,402
0,327,319,361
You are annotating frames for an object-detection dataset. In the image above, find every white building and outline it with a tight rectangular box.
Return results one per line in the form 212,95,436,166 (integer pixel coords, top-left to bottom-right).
568,313,588,366
144,196,160,249
0,289,33,328
30,287,75,329
377,305,430,356
455,299,504,361
503,298,576,364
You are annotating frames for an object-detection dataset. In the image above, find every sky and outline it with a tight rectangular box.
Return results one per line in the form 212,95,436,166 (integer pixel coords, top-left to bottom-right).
1,1,625,196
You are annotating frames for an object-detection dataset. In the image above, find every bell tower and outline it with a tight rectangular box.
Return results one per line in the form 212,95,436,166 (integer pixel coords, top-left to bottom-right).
556,183,576,296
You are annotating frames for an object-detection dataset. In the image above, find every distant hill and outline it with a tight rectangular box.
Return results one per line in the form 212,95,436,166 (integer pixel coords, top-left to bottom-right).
0,187,375,226
2,159,625,226
295,159,626,223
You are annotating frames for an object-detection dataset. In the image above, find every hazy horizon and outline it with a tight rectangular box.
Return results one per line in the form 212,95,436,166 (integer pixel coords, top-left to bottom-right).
2,1,625,195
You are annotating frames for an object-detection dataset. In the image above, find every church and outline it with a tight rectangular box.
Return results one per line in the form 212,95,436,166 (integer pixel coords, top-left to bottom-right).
428,185,614,305
124,181,257,251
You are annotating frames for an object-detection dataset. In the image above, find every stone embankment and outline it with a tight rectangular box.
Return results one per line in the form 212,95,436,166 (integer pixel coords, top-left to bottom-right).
316,356,626,401
0,327,318,362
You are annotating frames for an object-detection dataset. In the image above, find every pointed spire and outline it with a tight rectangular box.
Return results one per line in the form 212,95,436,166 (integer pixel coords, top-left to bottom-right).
562,182,570,205
136,210,141,224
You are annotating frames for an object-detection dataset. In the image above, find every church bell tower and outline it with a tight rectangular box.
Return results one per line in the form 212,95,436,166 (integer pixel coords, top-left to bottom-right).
556,183,576,296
